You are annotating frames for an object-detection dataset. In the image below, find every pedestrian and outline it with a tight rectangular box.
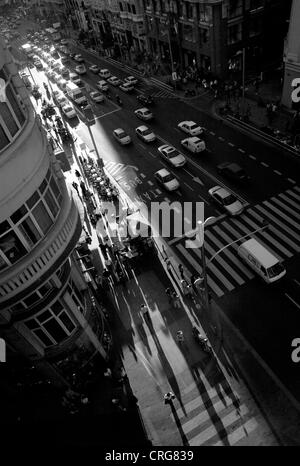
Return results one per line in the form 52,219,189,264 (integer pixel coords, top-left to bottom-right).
171,291,181,309
176,330,184,345
80,181,87,198
75,169,81,179
140,303,150,322
72,181,79,196
164,391,175,405
178,263,185,280
165,287,173,304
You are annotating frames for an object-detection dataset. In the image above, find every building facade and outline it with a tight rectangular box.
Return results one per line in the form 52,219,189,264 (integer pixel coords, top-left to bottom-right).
0,38,110,388
281,0,300,109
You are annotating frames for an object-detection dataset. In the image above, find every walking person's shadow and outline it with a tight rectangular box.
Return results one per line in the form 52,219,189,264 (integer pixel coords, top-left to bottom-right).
168,400,189,446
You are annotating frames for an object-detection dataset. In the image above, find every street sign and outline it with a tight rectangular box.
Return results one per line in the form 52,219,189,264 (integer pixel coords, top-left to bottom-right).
172,71,177,81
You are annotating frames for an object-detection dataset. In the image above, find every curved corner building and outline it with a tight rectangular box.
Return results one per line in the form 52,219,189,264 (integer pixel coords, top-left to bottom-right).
0,37,108,386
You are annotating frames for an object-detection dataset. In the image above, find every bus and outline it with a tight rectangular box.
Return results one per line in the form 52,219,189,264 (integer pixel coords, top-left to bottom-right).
45,27,61,42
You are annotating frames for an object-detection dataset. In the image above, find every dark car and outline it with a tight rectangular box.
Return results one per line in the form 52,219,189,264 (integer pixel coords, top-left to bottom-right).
217,162,250,183
137,93,154,106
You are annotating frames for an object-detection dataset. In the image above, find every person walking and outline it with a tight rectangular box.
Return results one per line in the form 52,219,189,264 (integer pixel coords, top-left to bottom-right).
75,169,81,179
140,303,151,323
178,263,185,280
164,391,175,405
165,287,173,304
72,181,80,196
171,291,181,309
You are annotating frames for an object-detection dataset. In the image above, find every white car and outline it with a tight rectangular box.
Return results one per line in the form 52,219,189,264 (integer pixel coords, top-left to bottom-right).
134,107,153,121
99,69,111,79
75,64,86,75
113,128,131,145
178,120,203,136
97,80,108,92
62,104,77,119
208,186,244,216
125,75,138,85
90,91,104,103
181,137,206,153
135,125,156,143
107,76,121,86
56,94,68,108
119,82,134,93
89,64,99,73
74,54,84,62
158,145,186,168
154,169,180,192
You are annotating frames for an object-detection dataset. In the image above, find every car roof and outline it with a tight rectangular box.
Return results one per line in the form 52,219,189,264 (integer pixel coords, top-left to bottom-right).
213,186,231,198
156,168,171,177
190,137,202,143
240,239,279,267
114,128,125,134
138,107,149,112
137,125,148,131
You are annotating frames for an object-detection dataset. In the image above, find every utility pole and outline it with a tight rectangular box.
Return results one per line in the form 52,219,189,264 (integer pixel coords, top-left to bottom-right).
242,47,245,117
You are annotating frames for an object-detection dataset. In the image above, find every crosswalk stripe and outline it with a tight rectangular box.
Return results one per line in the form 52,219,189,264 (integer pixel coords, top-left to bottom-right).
176,244,224,297
109,164,125,176
278,193,300,212
189,404,248,446
204,239,245,286
286,189,300,202
252,206,300,243
271,197,300,220
104,161,115,169
193,248,235,292
182,399,243,436
294,186,300,192
241,214,293,258
140,173,146,179
155,188,162,194
213,418,258,446
263,200,300,230
230,218,283,261
206,229,254,278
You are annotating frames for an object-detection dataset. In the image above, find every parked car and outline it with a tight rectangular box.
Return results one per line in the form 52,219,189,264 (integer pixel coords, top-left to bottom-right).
125,75,138,86
119,82,134,93
181,137,206,153
154,169,180,192
134,107,153,121
90,91,104,103
135,125,156,143
113,128,131,145
89,64,99,73
56,94,68,108
178,120,204,136
208,186,244,216
107,76,121,86
217,162,250,183
158,145,186,168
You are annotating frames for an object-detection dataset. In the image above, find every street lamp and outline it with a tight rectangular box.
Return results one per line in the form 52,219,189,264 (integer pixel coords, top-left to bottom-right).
77,103,104,168
236,48,246,116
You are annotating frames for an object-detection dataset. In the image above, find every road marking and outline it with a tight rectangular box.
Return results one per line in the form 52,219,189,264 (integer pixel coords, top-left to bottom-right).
94,108,120,120
140,173,146,178
239,148,246,154
184,182,194,191
218,136,225,141
285,293,300,310
164,197,171,203
148,151,156,158
183,168,194,177
198,193,209,204
274,170,282,176
294,279,300,288
147,180,154,186
155,188,162,194
210,131,215,136
177,190,183,196
261,162,269,167
287,178,296,184
174,127,181,133
228,142,235,147
249,154,256,160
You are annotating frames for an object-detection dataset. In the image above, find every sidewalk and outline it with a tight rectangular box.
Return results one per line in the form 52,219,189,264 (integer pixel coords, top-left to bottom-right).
107,247,279,446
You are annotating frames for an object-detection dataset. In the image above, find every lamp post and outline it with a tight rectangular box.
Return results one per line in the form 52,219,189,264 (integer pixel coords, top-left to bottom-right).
198,219,269,311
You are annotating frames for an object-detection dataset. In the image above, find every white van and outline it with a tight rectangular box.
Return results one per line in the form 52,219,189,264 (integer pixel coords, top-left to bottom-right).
99,69,111,79
238,238,286,283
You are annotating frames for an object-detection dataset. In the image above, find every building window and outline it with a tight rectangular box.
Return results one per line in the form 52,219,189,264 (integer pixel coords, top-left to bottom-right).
200,28,209,44
250,0,263,10
132,4,136,14
0,101,19,136
199,5,212,23
19,217,41,247
24,301,76,347
186,3,193,19
0,230,27,265
23,291,41,307
227,23,242,44
0,123,10,150
228,0,243,18
183,24,194,42
249,15,262,37
32,201,53,234
119,2,123,11
44,188,59,218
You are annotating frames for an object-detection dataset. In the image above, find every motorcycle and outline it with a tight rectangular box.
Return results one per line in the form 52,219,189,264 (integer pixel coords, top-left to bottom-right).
192,326,211,353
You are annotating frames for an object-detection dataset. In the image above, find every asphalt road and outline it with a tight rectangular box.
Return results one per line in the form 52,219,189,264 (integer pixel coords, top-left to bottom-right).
13,28,300,404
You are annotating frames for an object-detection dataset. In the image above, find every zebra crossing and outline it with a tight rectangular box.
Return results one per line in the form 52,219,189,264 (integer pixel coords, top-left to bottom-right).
169,186,300,298
171,368,259,445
